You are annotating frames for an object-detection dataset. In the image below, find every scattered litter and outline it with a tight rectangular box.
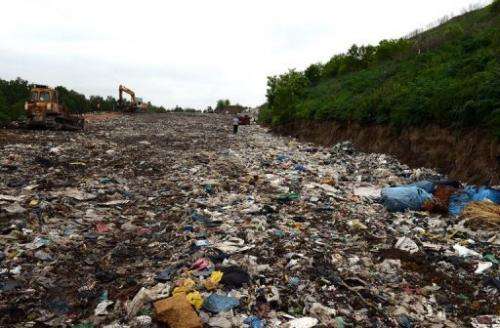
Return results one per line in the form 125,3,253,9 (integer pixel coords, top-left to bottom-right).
186,291,204,310
95,300,114,316
126,283,170,317
154,294,202,328
220,266,250,289
0,194,24,202
453,244,482,258
0,114,496,327
203,294,239,313
353,185,381,198
474,262,493,274
285,317,319,328
395,237,419,254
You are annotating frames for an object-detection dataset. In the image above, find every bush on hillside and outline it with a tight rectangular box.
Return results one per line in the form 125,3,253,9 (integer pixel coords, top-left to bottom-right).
0,91,8,123
56,86,90,113
304,63,323,86
0,93,25,123
492,0,500,12
260,3,500,136
266,70,308,124
0,78,30,106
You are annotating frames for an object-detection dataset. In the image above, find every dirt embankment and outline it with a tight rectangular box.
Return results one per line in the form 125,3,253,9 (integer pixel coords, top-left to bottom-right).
272,121,500,185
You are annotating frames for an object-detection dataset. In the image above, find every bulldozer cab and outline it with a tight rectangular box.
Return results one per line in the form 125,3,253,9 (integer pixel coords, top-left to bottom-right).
30,86,57,103
25,85,84,130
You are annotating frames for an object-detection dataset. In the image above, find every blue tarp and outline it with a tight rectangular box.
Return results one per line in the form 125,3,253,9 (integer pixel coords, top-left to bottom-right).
381,186,432,212
408,180,435,194
449,186,500,216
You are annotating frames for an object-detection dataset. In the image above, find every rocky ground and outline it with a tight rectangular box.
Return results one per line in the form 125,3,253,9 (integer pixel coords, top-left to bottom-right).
0,113,498,327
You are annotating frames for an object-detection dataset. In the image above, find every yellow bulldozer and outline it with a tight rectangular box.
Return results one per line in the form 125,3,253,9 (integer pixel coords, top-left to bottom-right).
25,85,84,130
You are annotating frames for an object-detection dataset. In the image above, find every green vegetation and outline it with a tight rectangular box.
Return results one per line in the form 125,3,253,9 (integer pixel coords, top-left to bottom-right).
0,78,30,123
214,99,249,113
0,78,165,124
216,99,231,110
493,0,500,13
171,106,202,113
260,4,500,137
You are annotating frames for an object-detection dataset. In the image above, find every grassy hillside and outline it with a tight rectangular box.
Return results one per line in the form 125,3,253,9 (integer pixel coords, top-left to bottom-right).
260,2,500,137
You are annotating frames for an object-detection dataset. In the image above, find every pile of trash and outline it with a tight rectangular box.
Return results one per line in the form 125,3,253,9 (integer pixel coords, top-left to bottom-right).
381,181,499,215
0,113,498,327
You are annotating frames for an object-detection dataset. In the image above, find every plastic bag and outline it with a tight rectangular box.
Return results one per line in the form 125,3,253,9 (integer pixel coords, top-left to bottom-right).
471,187,500,203
449,186,500,216
203,294,239,313
408,180,435,194
381,186,432,212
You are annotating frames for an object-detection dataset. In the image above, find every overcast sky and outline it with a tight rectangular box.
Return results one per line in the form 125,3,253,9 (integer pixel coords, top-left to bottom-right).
0,0,492,108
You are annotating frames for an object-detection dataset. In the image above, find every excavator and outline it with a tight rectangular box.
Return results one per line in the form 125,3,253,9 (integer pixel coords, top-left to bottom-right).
118,85,143,113
24,85,85,130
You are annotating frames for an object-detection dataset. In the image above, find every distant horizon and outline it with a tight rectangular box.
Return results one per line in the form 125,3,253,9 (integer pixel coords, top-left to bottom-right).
0,0,492,109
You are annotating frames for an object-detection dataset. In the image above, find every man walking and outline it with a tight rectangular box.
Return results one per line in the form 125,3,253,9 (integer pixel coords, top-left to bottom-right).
232,116,239,134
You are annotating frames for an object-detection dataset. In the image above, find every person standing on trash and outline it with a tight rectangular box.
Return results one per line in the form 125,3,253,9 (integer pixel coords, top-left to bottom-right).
232,116,239,134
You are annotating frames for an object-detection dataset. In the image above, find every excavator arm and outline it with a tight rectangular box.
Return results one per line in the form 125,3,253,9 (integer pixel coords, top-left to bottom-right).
118,85,137,112
119,85,136,103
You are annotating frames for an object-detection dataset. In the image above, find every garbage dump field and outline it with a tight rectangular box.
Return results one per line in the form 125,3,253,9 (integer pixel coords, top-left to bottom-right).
0,113,498,327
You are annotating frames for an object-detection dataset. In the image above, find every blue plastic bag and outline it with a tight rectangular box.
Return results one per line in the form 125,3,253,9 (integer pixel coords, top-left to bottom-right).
294,164,307,172
381,186,432,212
244,316,264,328
449,186,500,216
203,294,239,313
408,180,435,194
471,187,500,203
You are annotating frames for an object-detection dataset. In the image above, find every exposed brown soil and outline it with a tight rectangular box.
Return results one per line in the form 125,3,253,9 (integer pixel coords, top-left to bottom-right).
83,112,122,122
272,121,500,185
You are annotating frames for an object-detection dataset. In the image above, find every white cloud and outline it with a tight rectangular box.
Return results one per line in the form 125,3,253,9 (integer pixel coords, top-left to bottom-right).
0,0,492,108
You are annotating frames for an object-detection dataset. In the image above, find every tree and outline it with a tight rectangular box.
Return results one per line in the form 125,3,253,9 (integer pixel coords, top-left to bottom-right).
492,0,500,12
103,96,117,111
0,77,30,107
323,54,346,78
305,63,323,86
56,86,89,113
216,99,231,110
375,39,413,62
0,91,8,123
89,95,104,111
265,69,309,124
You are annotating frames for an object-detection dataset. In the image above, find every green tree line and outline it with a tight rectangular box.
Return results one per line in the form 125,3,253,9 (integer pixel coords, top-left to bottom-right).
0,78,166,123
260,2,500,137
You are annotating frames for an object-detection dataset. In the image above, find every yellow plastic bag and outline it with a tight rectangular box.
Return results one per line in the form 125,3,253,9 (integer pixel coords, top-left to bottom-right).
172,278,196,295
186,291,204,310
203,271,223,290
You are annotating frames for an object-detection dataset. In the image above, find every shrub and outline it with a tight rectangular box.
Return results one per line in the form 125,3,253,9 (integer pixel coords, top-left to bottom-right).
492,0,500,13
265,70,309,124
322,54,345,79
0,91,8,123
375,39,413,62
304,63,323,86
263,4,499,136
10,101,26,121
